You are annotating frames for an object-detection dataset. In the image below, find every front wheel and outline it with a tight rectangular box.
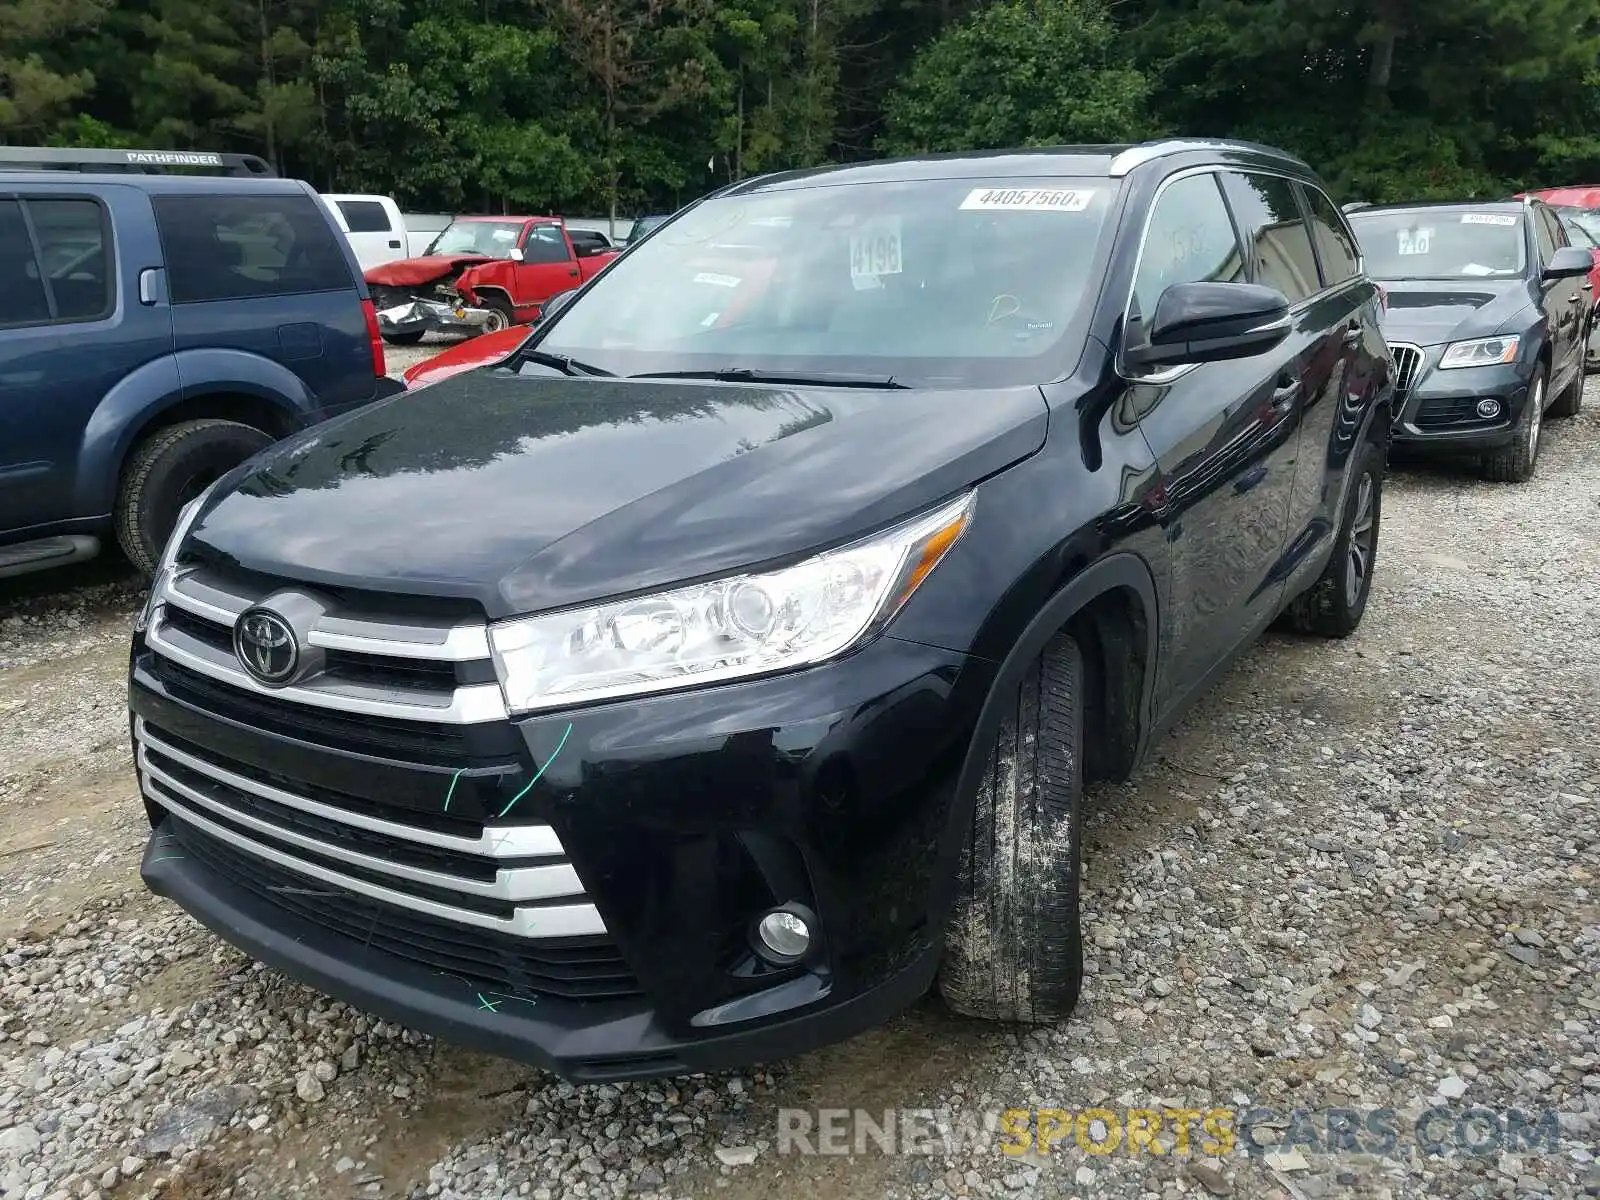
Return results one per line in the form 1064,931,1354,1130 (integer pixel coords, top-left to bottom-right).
938,632,1084,1024
1482,367,1545,483
1279,439,1383,638
479,296,515,334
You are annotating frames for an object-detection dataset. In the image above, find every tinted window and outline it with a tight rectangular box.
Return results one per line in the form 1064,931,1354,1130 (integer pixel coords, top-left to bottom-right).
1301,186,1361,286
1534,207,1557,263
1348,209,1526,279
337,200,392,233
0,200,50,327
1223,173,1321,303
523,224,571,264
1131,173,1244,325
1538,205,1567,255
539,177,1117,386
153,193,352,303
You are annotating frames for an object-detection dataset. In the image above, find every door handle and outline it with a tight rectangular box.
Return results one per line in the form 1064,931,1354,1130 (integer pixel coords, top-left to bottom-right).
1342,327,1362,347
568,267,579,276
388,239,402,249
1271,376,1302,409
138,267,162,305
1584,281,1594,291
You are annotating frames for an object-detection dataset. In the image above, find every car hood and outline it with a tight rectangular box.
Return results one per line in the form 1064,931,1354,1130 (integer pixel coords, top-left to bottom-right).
1376,278,1531,346
404,326,530,388
366,255,495,287
188,372,1050,618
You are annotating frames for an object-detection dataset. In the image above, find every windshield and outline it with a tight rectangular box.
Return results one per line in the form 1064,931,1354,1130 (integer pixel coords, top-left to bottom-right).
1350,209,1526,279
536,178,1116,385
423,220,524,258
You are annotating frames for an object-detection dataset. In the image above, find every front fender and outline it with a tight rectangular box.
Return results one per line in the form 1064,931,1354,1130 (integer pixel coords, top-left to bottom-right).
75,349,313,515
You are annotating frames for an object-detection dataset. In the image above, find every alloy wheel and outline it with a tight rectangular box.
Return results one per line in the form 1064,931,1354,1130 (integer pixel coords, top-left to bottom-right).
1345,472,1376,610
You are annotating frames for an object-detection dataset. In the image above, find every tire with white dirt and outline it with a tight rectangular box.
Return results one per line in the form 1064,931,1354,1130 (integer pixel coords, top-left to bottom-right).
938,631,1085,1023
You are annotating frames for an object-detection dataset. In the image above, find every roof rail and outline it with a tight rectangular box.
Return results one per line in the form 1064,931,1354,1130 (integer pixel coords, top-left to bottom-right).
0,147,275,178
1106,138,1312,178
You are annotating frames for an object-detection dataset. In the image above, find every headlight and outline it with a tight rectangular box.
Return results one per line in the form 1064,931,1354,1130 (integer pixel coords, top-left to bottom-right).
488,492,975,714
1437,335,1519,369
134,483,219,633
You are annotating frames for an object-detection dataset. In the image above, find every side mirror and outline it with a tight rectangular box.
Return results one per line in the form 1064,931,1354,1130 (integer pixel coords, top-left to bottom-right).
509,247,525,263
1123,281,1292,371
1543,245,1592,279
535,289,578,323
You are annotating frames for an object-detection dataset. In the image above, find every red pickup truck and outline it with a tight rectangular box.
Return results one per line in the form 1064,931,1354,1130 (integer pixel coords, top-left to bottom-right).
365,216,619,344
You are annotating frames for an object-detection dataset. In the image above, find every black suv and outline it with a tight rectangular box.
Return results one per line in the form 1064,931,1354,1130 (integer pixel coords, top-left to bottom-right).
129,140,1391,1081
0,147,399,580
1346,199,1590,482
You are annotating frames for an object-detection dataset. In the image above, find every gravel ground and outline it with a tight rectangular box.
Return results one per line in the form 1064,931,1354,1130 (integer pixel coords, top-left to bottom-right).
1,377,1597,1200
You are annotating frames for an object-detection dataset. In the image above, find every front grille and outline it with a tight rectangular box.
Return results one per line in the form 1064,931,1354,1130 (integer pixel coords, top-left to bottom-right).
1391,343,1423,397
1415,395,1498,429
170,820,641,1002
146,561,506,725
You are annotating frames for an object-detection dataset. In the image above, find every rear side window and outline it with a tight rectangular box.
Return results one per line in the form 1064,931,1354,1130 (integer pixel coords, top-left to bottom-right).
0,200,51,327
337,200,392,233
153,193,352,303
522,224,570,265
1221,172,1321,303
1534,207,1558,263
0,197,113,327
1131,172,1245,325
1300,186,1361,287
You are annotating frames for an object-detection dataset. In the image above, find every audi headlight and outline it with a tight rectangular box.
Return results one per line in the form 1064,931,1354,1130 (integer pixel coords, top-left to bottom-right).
488,492,975,714
135,483,218,633
1437,335,1519,369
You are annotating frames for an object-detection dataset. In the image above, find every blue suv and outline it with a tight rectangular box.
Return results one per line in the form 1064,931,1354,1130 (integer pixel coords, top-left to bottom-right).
0,148,401,579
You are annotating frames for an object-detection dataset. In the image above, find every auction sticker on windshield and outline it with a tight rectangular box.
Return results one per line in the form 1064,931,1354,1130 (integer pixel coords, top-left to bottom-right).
1461,213,1518,226
960,187,1094,213
1397,228,1433,255
850,216,902,289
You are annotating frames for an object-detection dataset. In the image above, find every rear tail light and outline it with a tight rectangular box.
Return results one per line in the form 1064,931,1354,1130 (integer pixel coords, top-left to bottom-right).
361,299,386,378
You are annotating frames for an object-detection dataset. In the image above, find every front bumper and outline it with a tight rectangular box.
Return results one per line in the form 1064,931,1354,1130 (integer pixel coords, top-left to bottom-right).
1390,345,1530,452
377,298,495,338
129,631,985,1080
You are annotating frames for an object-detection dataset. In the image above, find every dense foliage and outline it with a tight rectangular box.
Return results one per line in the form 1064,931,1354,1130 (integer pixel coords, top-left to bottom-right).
4,0,1599,214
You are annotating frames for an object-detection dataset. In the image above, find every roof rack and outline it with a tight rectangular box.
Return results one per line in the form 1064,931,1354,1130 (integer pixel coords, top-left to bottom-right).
0,147,275,178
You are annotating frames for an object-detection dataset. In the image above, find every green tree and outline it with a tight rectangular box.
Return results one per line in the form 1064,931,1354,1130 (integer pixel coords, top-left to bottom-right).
879,0,1155,155
0,0,110,139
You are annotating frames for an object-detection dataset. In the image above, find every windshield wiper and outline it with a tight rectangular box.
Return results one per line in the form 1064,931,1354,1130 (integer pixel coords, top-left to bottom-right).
629,367,908,389
514,349,616,377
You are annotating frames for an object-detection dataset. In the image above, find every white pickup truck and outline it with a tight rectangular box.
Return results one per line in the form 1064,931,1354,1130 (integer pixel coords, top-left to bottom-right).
320,193,451,272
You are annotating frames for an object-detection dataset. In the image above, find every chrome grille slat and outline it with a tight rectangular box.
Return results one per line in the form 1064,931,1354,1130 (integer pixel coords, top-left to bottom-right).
148,790,605,939
133,720,558,858
146,610,506,723
1391,342,1423,396
148,566,503,724
138,752,583,903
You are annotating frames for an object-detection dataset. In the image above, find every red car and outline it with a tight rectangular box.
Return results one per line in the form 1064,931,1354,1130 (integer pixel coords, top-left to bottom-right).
1522,189,1600,366
366,216,618,345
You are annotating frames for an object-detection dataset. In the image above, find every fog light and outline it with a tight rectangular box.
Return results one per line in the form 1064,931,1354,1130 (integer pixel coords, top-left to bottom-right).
755,908,813,963
1476,398,1502,419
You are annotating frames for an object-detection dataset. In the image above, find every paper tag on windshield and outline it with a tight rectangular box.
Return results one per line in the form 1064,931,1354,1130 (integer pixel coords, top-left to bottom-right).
1461,213,1517,226
959,187,1094,212
850,216,902,289
491,228,517,242
1397,228,1433,255
692,272,741,288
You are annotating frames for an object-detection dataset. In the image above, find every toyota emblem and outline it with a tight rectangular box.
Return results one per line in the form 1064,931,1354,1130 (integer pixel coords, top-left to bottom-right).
233,608,299,685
